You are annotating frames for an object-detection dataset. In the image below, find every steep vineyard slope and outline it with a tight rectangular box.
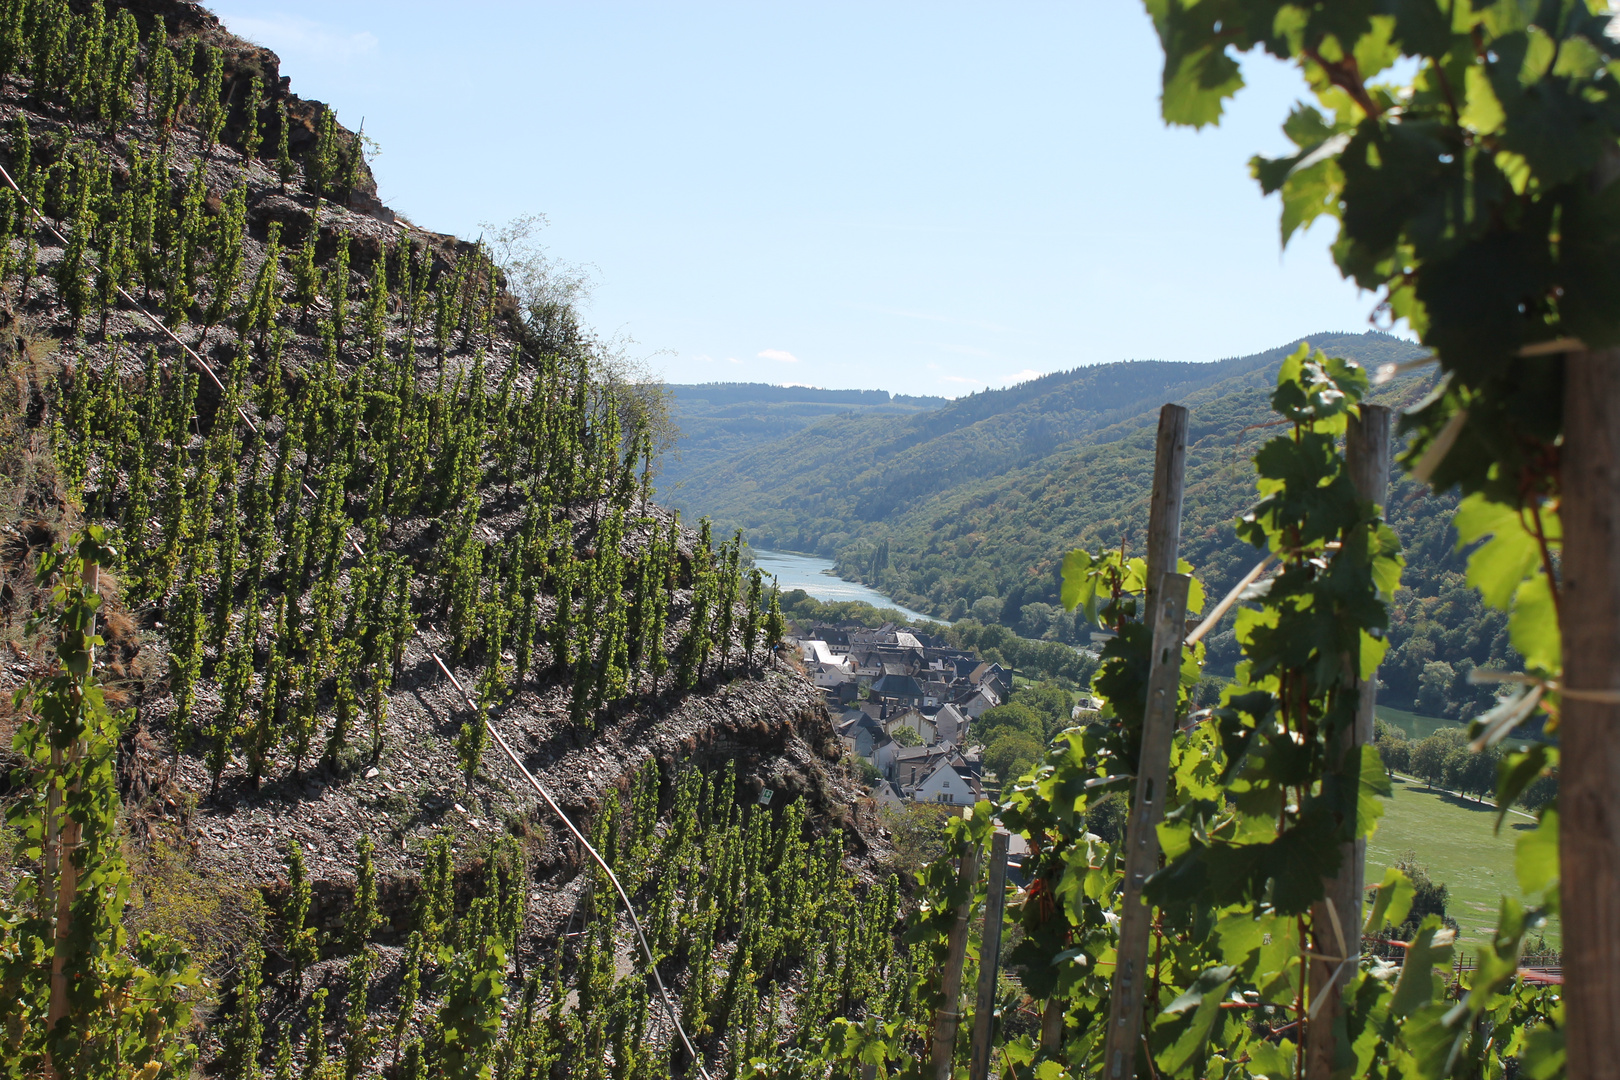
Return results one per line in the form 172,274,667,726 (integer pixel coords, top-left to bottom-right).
0,2,906,1077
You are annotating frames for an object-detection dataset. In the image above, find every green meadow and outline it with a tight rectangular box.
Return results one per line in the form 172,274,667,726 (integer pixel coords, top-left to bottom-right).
1366,774,1558,949
1375,703,1467,742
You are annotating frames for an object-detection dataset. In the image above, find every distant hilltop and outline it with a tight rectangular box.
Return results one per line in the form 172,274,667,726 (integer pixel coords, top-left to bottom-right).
665,381,947,409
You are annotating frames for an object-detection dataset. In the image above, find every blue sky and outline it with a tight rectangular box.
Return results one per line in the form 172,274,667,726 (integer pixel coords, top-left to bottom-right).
209,1,1395,396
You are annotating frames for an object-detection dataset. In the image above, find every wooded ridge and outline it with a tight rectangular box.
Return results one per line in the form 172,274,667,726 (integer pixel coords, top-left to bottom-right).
669,334,1513,719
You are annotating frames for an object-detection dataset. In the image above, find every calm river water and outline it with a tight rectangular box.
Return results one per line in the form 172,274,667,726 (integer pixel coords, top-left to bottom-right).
752,550,941,624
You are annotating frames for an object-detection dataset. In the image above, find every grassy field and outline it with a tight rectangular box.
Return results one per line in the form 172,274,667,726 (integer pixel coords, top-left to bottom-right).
1366,774,1559,948
1375,703,1465,741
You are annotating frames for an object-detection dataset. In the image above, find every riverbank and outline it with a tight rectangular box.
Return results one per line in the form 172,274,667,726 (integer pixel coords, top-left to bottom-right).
753,549,942,623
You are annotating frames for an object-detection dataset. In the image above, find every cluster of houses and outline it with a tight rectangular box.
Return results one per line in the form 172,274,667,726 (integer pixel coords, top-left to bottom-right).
793,624,1013,806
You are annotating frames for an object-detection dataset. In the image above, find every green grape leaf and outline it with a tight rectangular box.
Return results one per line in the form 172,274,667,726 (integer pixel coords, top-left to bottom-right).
1404,0,1469,53
1232,597,1280,651
1369,521,1404,598
1364,865,1416,935
1359,628,1390,681
1494,745,1554,831
1325,356,1369,405
1163,965,1237,1016
1355,744,1393,839
1552,34,1605,78
1454,493,1540,610
1245,1038,1297,1080
1157,815,1195,863
1179,638,1204,697
1152,964,1236,1074
1159,41,1243,128
1519,26,1558,85
1461,63,1506,134
1211,910,1266,966
1176,557,1206,614
1214,910,1299,1004
1391,916,1455,1018
1509,571,1561,673
1521,1020,1566,1080
1124,556,1148,595
1516,808,1559,911
999,1040,1036,1069
1281,101,1337,150
1352,15,1401,79
1060,548,1095,615
1467,896,1534,1002
1171,724,1221,800
1399,1000,1470,1079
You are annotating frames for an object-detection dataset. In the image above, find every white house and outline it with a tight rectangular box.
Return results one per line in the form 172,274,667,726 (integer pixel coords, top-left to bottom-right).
815,668,855,692
800,640,852,670
893,744,947,788
911,759,981,805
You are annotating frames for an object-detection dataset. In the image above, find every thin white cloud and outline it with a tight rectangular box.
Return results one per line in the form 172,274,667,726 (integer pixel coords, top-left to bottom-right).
940,375,982,385
1001,369,1043,384
692,353,716,363
758,348,799,363
221,13,379,61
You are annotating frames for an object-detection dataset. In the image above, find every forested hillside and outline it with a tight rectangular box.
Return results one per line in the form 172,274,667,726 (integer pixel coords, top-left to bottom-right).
661,382,944,500
676,333,1420,555
675,335,1516,719
0,3,905,1077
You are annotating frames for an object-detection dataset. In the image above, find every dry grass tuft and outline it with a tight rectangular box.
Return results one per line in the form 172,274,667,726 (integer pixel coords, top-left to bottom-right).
123,835,268,986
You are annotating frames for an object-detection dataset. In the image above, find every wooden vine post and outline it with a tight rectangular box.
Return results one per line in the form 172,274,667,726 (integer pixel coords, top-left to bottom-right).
1560,343,1620,1080
932,831,979,1080
44,554,98,1078
1305,404,1390,1079
1102,404,1188,1080
1142,405,1189,629
969,830,1012,1080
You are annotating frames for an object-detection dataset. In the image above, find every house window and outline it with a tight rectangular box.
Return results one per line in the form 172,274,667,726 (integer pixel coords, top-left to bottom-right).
936,793,953,804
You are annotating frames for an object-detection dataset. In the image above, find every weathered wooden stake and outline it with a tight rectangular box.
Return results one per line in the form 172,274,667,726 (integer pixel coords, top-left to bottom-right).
932,835,979,1080
44,557,97,1080
1305,404,1390,1079
1040,1000,1063,1053
1103,571,1191,1080
1560,345,1620,1080
1098,403,1187,1080
1143,405,1190,622
970,831,1012,1080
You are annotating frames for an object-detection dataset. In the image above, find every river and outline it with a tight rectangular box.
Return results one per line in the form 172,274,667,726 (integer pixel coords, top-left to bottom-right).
751,550,942,624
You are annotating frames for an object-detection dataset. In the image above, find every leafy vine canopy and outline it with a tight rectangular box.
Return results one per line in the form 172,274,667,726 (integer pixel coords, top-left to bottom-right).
1148,0,1620,506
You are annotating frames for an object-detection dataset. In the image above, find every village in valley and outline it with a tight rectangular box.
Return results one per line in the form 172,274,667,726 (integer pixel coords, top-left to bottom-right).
790,622,1090,807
